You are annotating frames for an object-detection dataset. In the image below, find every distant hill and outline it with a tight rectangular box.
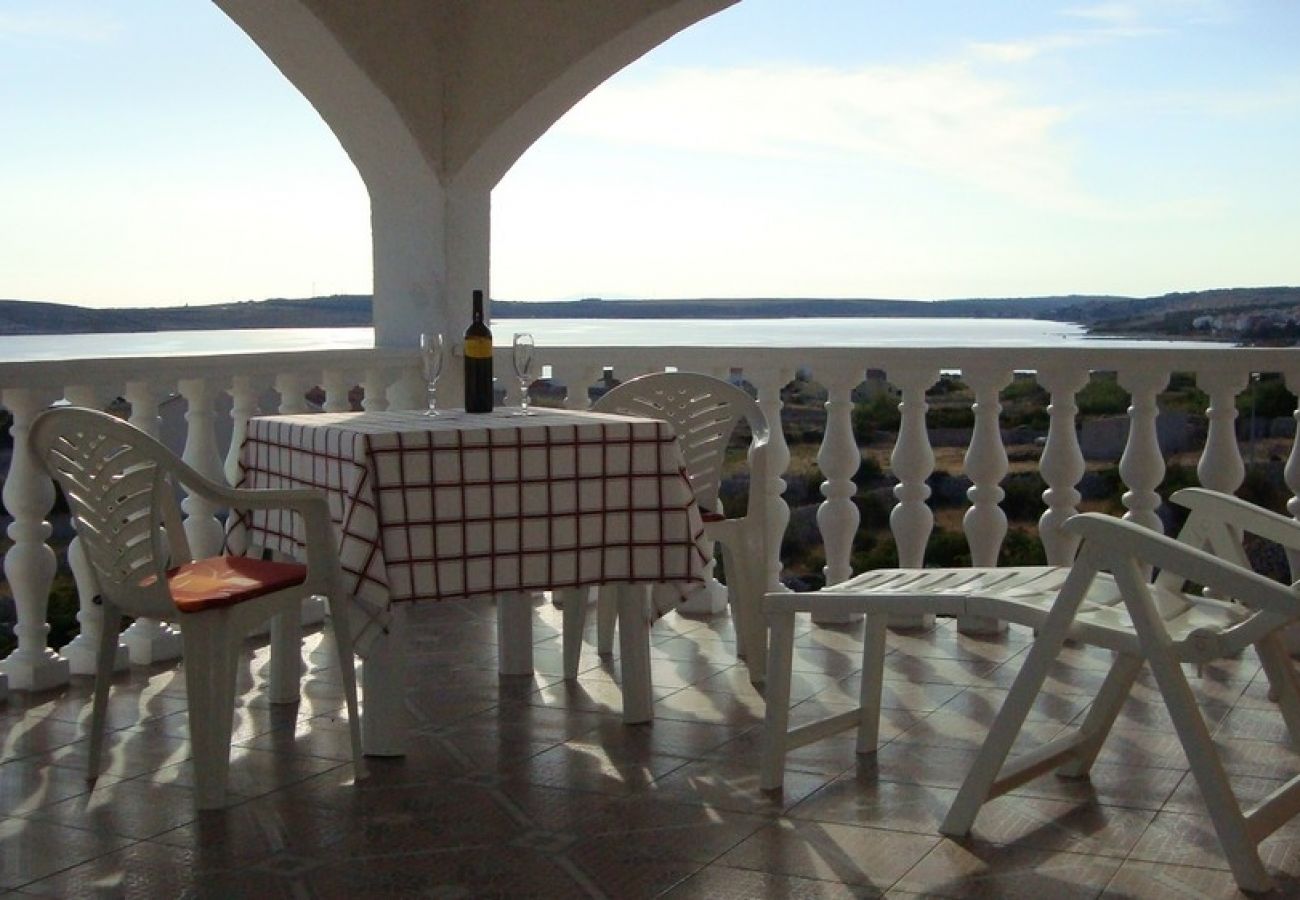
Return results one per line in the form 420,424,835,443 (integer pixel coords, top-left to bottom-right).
1,288,1298,336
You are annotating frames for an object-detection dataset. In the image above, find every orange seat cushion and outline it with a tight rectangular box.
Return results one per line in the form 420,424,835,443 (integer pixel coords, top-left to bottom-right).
165,555,308,614
700,509,726,523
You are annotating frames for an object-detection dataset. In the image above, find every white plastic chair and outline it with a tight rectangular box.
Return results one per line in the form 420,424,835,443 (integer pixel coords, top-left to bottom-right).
563,372,771,683
761,488,1300,893
30,406,365,809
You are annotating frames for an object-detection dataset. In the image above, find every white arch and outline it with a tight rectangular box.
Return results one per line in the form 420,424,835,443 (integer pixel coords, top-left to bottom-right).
215,0,735,353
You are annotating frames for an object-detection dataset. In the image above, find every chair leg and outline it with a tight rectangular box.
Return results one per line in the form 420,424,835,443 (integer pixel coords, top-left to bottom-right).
1055,652,1143,778
1145,638,1271,892
326,589,366,781
180,615,240,810
596,586,618,656
559,587,588,679
719,542,746,660
856,614,888,754
1255,633,1300,747
267,608,302,705
942,560,1100,836
88,606,123,780
759,609,797,791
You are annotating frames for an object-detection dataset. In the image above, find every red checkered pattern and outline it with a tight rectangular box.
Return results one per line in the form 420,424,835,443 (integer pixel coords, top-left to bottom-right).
235,409,710,644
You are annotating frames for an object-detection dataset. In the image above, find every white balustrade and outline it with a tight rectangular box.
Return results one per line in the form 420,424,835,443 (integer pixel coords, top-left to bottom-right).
59,384,129,676
1197,369,1248,496
122,379,184,664
12,342,1300,693
958,364,1012,634
0,388,67,690
1117,368,1169,533
178,378,228,559
322,368,353,413
750,367,794,594
888,365,939,628
814,366,862,624
1037,366,1088,564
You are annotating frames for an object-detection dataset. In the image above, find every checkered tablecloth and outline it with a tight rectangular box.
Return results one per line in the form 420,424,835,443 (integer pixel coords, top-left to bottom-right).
235,409,710,645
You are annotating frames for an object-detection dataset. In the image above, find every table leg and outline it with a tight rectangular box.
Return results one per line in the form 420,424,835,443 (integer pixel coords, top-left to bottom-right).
497,591,535,675
361,603,410,756
618,584,654,724
267,608,302,705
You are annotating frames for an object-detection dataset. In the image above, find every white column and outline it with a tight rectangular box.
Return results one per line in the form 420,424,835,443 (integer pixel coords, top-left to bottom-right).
888,366,939,628
0,388,69,690
814,367,862,624
751,366,793,594
59,385,129,676
121,380,183,664
1197,369,1248,495
178,378,227,559
1037,366,1088,565
959,364,1012,635
1118,368,1169,533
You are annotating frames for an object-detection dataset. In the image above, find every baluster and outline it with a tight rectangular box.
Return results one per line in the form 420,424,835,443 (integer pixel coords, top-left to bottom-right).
1197,369,1248,495
121,380,183,664
362,369,391,411
888,366,939,628
59,386,130,676
178,378,227,558
556,363,602,410
223,375,261,557
1037,366,1088,564
959,364,1012,635
275,372,311,414
322,368,352,413
1279,369,1300,580
270,372,326,625
385,359,425,411
0,388,69,690
1117,368,1168,532
751,366,794,594
814,367,863,624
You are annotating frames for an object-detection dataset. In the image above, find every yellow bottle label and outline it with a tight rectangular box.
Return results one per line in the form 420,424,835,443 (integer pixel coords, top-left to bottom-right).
464,335,493,359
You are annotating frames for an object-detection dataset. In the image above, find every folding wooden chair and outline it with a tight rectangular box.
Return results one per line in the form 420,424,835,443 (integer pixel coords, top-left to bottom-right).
761,488,1300,892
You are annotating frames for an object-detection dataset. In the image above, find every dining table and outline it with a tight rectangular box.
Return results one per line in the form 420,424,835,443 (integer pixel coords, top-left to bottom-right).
234,407,710,755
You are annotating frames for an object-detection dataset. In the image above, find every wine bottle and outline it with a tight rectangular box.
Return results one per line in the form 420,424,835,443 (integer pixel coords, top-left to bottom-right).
463,289,494,412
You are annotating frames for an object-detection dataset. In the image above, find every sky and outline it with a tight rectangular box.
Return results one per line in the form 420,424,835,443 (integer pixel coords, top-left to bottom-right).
2,0,1299,308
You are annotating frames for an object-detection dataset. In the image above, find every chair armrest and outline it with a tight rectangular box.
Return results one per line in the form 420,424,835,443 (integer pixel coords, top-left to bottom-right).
1064,512,1300,617
1171,487,1300,552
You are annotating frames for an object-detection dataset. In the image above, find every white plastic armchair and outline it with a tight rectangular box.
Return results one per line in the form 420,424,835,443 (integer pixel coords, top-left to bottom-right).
572,371,771,682
30,406,365,809
939,488,1300,893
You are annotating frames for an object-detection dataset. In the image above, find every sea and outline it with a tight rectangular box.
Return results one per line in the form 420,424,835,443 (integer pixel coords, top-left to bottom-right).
0,318,1229,362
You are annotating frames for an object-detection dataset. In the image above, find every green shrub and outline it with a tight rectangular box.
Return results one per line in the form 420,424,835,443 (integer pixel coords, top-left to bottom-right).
852,393,900,440
1239,376,1297,420
929,406,975,429
1078,377,1130,416
999,528,1047,566
1002,473,1046,522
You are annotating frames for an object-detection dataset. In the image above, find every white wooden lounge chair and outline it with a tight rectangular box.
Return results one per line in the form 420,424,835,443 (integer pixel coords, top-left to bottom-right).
761,488,1300,893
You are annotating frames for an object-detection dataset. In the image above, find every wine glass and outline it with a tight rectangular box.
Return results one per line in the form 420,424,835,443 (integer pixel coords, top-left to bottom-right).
512,333,536,415
419,332,445,416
